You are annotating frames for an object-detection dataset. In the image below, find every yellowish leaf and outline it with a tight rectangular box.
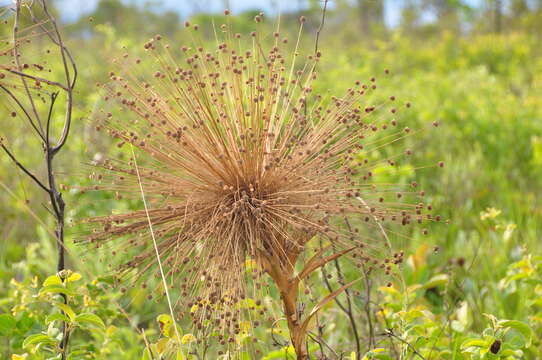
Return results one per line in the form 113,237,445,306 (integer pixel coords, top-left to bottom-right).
66,272,82,283
156,338,170,354
43,275,62,286
181,333,196,344
12,354,28,360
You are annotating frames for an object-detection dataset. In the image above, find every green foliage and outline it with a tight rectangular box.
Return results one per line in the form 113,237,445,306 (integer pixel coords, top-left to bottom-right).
3,269,142,359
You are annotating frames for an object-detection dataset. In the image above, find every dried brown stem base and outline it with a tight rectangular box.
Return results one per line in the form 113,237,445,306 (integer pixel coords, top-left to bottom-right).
258,245,358,360
262,254,308,360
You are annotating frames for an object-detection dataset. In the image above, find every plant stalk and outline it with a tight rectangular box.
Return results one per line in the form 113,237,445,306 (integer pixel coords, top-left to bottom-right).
261,254,308,360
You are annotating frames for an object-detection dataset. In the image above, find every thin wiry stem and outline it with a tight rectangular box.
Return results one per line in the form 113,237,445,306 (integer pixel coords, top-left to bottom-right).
315,0,329,55
4,68,69,91
130,144,183,354
0,143,50,193
0,84,45,141
382,329,426,360
12,1,43,135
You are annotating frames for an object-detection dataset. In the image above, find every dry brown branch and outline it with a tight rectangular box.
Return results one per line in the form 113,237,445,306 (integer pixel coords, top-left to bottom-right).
0,1,77,358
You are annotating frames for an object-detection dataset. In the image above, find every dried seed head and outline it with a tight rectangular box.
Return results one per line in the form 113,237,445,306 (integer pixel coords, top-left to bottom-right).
84,17,435,342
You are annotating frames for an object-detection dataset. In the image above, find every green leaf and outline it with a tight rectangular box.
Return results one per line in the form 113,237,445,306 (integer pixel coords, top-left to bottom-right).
499,320,532,347
16,313,34,334
461,339,488,349
0,314,17,336
262,345,296,359
39,285,76,297
22,334,57,348
141,348,152,360
74,313,105,330
53,302,75,320
45,313,70,324
43,275,62,286
421,274,449,289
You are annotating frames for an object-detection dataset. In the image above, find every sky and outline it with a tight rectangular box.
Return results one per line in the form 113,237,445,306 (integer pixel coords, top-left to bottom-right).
1,0,485,27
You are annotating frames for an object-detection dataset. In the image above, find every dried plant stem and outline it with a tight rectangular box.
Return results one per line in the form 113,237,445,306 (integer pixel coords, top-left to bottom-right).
261,246,357,359
130,145,183,351
263,256,309,359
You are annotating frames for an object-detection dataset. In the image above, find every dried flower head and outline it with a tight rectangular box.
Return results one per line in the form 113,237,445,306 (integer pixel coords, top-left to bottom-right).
83,16,438,357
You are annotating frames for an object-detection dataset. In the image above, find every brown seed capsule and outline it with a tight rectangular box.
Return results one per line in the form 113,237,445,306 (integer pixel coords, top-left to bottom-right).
490,340,501,354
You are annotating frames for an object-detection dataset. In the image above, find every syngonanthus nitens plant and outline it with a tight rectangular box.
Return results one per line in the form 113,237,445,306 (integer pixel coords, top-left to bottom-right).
84,12,437,359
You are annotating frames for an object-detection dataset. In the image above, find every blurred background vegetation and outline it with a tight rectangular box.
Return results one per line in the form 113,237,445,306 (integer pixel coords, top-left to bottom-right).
1,0,541,359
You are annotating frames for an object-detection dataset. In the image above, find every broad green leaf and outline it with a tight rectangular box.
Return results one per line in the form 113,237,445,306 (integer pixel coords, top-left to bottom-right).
422,274,449,289
16,313,34,333
39,285,76,297
499,320,532,347
141,348,152,360
43,275,62,286
262,345,296,359
74,313,105,330
461,339,487,349
22,334,57,348
53,302,75,320
45,313,70,324
0,314,17,336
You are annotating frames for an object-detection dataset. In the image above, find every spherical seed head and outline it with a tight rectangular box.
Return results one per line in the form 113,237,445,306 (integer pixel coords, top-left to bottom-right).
86,19,434,339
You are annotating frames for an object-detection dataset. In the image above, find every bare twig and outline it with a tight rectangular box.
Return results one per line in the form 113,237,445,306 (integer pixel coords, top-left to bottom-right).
12,1,44,135
308,331,340,359
0,84,45,141
1,2,77,358
315,0,329,55
3,68,69,91
0,143,50,192
382,329,426,360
